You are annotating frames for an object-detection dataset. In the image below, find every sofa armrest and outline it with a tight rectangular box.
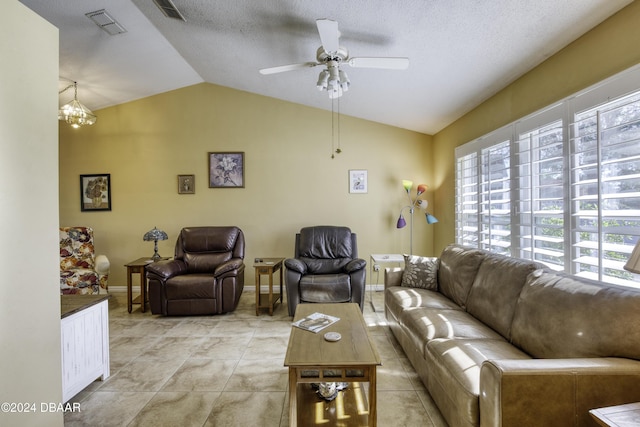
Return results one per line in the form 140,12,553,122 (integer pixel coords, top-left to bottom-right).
146,259,187,281
214,258,244,276
284,258,307,274
480,358,640,427
384,267,404,289
345,258,366,273
95,254,110,275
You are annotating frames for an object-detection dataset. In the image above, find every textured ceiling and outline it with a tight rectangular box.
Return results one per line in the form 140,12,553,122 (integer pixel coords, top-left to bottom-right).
21,0,633,134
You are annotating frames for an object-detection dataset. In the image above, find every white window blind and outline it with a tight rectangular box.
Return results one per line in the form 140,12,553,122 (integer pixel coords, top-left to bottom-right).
454,64,640,288
570,90,640,285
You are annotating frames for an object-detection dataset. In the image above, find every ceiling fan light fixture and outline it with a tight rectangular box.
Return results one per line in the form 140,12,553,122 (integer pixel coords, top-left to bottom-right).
316,70,329,90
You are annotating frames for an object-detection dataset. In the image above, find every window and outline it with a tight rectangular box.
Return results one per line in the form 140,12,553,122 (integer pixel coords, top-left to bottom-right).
455,65,640,288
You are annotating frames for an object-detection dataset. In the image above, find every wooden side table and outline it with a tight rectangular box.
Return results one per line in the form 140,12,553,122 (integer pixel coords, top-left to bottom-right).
254,257,284,316
590,402,640,426
124,257,168,313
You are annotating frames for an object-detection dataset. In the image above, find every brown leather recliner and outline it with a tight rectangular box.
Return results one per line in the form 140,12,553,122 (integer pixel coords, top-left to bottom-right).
284,226,366,316
147,226,245,315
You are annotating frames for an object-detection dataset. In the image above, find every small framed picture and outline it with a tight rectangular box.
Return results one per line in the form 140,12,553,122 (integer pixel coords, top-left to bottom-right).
209,152,245,188
178,174,195,194
80,174,111,211
349,170,368,194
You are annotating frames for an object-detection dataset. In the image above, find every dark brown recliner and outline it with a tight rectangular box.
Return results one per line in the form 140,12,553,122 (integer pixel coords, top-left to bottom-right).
147,226,245,315
284,226,366,316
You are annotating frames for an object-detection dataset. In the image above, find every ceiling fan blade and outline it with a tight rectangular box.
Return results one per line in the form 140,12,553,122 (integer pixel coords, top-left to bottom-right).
316,19,340,54
346,57,410,70
259,62,319,75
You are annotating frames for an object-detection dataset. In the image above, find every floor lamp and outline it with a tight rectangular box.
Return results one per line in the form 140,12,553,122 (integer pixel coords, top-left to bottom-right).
396,180,438,254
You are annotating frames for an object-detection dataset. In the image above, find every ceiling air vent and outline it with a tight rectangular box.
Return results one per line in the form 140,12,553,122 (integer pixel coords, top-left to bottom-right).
153,0,186,21
85,9,127,35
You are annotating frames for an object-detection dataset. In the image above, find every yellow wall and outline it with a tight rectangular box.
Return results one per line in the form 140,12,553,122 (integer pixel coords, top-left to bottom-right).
59,84,434,287
432,1,640,252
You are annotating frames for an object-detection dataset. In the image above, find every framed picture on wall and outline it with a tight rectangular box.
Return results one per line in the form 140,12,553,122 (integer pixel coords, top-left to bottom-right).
349,169,368,194
178,174,195,194
80,174,111,211
209,152,245,188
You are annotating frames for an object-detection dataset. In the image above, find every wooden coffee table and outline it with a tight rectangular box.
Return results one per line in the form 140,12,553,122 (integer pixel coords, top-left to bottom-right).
285,303,382,426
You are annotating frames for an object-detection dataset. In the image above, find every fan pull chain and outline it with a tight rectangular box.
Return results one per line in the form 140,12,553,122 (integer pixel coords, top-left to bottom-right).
330,95,342,159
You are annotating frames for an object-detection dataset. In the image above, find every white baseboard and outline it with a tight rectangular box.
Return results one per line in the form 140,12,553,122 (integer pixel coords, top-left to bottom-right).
108,284,384,293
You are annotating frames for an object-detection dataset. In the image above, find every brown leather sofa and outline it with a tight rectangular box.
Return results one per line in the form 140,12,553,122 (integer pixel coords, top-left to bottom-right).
147,226,245,316
385,244,640,427
284,226,366,316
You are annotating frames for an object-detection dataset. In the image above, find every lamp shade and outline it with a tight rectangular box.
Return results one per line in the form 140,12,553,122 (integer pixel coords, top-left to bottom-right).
416,199,429,210
143,227,168,242
426,213,439,224
396,214,407,229
402,180,413,192
416,184,428,195
624,240,640,274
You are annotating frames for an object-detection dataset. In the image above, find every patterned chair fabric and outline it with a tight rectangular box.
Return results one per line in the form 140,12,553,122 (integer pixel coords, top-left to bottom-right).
60,227,110,294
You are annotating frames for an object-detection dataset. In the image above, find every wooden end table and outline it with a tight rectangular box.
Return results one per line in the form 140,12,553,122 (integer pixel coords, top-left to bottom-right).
285,303,382,426
254,257,284,316
124,257,168,313
590,402,640,426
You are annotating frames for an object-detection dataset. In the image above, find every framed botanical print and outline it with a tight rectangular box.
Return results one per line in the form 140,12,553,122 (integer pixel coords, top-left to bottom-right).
178,174,195,194
349,169,368,194
209,152,245,188
80,174,111,211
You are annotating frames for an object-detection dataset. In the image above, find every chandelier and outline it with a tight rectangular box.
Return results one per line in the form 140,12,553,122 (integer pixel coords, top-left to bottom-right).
58,81,97,128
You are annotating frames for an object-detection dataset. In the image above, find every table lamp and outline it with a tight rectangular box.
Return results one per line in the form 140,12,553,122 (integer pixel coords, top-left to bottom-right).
143,227,168,261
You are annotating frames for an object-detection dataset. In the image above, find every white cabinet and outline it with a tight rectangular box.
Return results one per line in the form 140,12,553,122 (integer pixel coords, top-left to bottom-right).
60,295,110,403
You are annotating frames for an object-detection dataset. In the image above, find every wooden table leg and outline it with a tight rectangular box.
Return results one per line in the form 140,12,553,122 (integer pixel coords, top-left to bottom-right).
369,367,377,427
139,266,146,313
268,269,274,315
126,267,133,313
255,272,260,316
279,265,283,308
289,367,297,427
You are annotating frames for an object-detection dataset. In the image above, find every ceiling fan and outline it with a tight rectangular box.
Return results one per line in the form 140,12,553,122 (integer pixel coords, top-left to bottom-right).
259,19,409,99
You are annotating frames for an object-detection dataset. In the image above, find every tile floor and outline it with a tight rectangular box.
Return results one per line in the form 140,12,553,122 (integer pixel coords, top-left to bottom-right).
64,291,447,427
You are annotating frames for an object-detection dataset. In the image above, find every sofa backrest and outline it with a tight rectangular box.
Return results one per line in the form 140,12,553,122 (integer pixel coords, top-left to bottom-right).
175,226,245,273
466,253,544,340
437,244,486,309
511,270,640,360
60,226,96,270
295,226,356,274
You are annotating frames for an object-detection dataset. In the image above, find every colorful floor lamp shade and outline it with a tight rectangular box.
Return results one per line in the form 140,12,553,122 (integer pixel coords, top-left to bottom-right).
143,227,168,261
624,240,640,274
396,180,438,254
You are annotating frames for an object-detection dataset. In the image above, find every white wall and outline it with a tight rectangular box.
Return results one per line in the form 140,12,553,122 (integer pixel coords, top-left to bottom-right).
0,2,63,426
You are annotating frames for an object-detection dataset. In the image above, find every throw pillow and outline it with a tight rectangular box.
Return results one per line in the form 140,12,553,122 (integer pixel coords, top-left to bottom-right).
401,255,439,290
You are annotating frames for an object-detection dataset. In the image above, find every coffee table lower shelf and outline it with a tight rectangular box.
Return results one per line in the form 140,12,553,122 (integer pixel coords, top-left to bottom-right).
294,382,370,427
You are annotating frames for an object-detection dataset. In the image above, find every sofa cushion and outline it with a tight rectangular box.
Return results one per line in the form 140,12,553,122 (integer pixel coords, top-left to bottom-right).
438,244,486,309
401,255,439,290
385,287,462,318
300,274,351,303
511,270,640,359
425,338,531,427
466,254,543,340
400,308,504,358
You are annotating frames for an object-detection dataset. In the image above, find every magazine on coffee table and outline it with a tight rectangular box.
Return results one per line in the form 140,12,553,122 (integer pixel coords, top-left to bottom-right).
292,312,340,333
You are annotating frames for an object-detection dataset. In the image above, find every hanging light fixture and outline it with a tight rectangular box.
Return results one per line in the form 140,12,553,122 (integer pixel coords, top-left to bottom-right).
58,81,97,128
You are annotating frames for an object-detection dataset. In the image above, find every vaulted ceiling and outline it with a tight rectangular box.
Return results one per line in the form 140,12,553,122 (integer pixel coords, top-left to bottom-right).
21,0,633,134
